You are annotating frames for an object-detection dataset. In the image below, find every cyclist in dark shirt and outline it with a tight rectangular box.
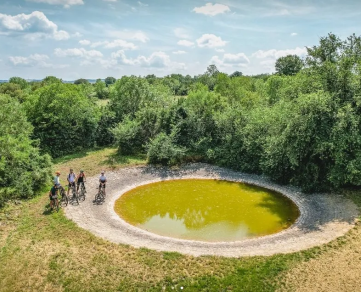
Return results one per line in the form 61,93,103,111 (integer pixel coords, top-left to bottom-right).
49,185,58,210
76,169,86,193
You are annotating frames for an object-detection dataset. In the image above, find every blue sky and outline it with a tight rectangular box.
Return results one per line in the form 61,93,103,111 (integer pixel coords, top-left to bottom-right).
0,0,361,80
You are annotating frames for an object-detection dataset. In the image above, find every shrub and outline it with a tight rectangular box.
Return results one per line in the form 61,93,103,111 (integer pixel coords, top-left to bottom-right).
147,132,186,166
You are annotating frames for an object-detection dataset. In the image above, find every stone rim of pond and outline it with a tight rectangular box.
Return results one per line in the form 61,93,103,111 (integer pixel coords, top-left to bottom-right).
65,163,359,257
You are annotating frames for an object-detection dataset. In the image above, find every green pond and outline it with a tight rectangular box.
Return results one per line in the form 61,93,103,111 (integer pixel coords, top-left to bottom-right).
114,179,300,242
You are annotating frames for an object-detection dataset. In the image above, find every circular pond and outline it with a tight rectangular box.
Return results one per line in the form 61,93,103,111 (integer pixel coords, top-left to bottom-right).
114,179,300,242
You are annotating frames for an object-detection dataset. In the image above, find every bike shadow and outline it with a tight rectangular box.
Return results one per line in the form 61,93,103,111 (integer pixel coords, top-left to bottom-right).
42,203,58,215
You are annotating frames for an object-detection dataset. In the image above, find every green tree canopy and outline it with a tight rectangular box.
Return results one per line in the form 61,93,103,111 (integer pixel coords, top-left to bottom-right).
25,83,100,157
275,55,304,76
74,78,90,85
105,76,116,87
0,94,52,206
9,77,28,89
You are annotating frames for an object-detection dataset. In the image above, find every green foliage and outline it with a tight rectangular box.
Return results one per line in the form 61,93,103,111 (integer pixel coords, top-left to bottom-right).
147,132,186,165
109,76,156,121
112,117,142,155
95,107,117,146
230,71,243,78
25,83,100,157
74,78,89,85
275,54,304,76
9,77,28,89
0,83,27,102
0,94,52,206
105,76,116,87
42,76,62,85
94,79,109,99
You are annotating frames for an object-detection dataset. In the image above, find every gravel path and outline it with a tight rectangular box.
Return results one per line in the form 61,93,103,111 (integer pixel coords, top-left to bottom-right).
64,163,358,257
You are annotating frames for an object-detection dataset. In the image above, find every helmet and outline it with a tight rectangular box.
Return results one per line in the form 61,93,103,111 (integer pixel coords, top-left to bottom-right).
55,171,60,175
70,168,73,172
101,170,105,174
80,170,84,173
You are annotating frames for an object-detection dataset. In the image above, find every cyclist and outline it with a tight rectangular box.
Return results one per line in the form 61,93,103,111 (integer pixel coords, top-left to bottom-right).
54,171,61,187
67,168,76,198
49,184,59,210
99,170,107,197
76,169,86,193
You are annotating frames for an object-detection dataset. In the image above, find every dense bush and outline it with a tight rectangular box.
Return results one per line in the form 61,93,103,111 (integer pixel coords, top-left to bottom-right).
147,132,186,165
0,94,52,206
25,83,100,157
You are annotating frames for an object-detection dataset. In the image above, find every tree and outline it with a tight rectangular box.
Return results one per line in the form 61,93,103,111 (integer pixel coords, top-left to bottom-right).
94,79,109,99
42,76,62,86
0,83,27,102
9,77,28,89
25,83,100,157
74,78,90,85
0,94,52,206
109,76,155,121
275,55,304,76
229,71,243,78
105,77,116,87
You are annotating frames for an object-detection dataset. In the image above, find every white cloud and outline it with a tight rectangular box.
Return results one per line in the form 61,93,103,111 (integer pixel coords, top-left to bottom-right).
174,28,189,39
252,47,307,59
193,3,230,16
27,0,84,8
90,39,137,50
54,48,103,59
196,34,227,48
107,30,149,43
177,40,194,47
173,50,186,55
211,53,250,67
103,0,117,2
138,1,148,6
0,11,69,40
215,48,225,52
9,54,68,68
79,39,91,46
291,32,298,36
111,50,186,69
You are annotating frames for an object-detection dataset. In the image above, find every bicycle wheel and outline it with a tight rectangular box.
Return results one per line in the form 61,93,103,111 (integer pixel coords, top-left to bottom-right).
79,184,86,201
100,188,105,201
60,189,68,207
72,188,79,204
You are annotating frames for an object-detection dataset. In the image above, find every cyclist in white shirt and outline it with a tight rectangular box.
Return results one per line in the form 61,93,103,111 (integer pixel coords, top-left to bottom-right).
99,171,107,197
67,168,76,197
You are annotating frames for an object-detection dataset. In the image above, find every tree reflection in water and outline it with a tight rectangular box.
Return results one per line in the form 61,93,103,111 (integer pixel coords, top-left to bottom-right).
115,179,299,241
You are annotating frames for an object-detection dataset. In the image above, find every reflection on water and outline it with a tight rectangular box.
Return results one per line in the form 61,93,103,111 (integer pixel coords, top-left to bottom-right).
114,179,299,242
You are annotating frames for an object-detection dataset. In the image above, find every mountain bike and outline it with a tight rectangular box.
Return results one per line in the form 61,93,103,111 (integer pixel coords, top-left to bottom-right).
78,181,86,202
59,186,68,207
95,184,105,202
69,183,79,205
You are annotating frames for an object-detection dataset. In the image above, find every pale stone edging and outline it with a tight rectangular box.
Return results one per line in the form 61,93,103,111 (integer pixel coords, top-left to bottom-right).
64,163,359,257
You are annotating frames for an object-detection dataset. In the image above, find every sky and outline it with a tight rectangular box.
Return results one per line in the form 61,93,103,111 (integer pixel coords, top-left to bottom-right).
0,0,361,80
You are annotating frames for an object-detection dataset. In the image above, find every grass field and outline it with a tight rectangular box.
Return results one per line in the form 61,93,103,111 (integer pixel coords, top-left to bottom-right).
0,148,360,292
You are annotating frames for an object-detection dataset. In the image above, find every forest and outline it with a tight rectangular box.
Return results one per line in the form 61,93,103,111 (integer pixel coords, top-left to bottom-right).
1,33,361,206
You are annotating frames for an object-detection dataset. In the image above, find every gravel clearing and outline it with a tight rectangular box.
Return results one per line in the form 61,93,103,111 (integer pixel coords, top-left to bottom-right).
64,163,358,257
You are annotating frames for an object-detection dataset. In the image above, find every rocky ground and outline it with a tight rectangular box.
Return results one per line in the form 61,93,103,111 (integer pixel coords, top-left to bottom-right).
65,163,358,257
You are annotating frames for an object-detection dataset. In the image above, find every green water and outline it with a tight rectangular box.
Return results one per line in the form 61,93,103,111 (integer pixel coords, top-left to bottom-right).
114,179,299,242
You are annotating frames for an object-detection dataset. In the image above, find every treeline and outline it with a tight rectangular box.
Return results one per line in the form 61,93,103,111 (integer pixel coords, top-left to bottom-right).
1,33,361,206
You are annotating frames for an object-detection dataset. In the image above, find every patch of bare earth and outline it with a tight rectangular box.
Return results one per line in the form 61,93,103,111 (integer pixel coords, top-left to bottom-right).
278,222,361,292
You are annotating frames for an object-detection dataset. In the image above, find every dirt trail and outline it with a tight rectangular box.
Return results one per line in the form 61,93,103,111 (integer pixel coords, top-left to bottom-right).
64,163,358,257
